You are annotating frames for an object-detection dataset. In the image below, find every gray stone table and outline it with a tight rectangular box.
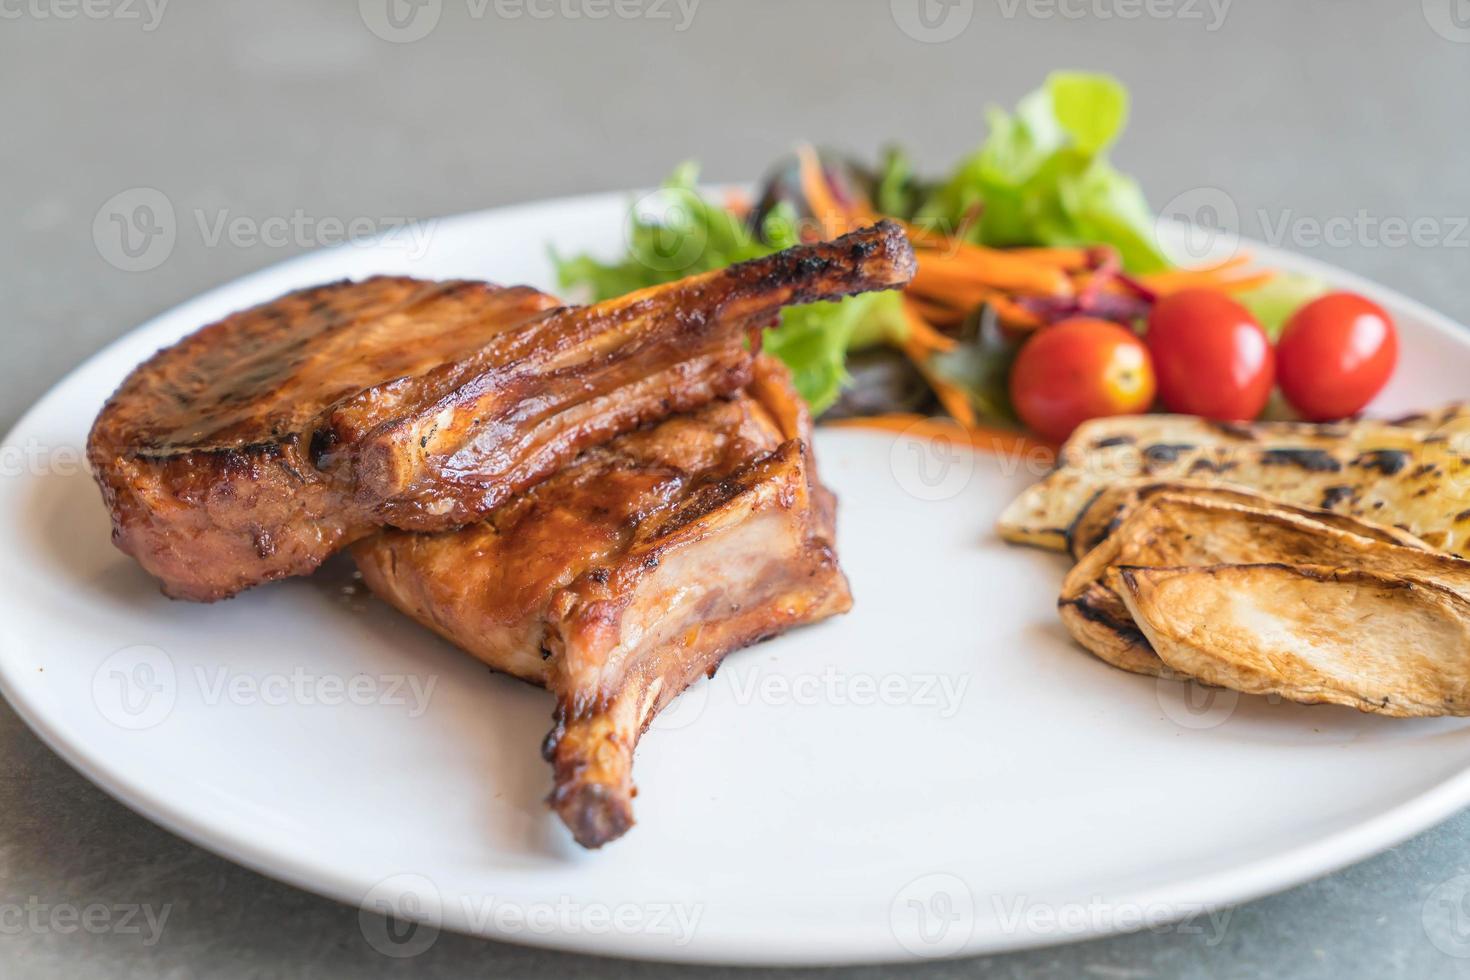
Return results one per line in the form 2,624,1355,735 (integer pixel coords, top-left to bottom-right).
3,1,1470,976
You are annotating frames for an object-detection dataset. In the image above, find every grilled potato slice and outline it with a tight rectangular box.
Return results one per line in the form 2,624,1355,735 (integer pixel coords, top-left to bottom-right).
1059,493,1470,678
1065,480,1428,561
1001,412,1470,556
1111,564,1470,717
1391,402,1470,434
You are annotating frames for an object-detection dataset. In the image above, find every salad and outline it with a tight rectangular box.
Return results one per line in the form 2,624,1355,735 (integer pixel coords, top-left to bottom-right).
555,71,1398,447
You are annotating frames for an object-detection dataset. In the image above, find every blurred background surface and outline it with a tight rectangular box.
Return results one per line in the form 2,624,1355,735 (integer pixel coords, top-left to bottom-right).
4,2,1470,976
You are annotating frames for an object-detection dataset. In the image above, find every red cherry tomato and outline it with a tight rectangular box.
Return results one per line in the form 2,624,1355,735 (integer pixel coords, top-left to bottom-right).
1145,289,1275,420
1009,318,1156,443
1275,292,1397,421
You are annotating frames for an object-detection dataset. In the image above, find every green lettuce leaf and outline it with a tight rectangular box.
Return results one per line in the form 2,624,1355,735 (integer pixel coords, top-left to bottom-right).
553,164,901,413
553,163,794,299
915,71,1170,274
765,291,907,414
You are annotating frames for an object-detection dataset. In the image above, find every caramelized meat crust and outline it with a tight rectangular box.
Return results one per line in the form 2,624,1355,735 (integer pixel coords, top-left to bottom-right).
352,358,853,847
89,222,914,600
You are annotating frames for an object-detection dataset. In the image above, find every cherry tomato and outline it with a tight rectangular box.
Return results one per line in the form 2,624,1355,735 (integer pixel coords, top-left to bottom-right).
1009,318,1156,443
1276,292,1397,421
1145,289,1274,420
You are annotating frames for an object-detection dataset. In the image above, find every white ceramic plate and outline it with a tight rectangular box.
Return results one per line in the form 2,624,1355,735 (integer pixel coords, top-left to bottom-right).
4,192,1470,966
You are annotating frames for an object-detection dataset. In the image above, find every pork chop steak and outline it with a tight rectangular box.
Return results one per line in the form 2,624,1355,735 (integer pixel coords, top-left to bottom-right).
352,357,852,848
89,222,914,601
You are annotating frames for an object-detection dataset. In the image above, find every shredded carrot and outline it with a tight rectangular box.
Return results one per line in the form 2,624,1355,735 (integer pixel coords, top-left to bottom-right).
983,294,1046,330
908,279,998,308
1197,253,1254,274
793,144,879,239
1005,247,1094,270
1139,267,1277,296
905,283,1045,331
900,299,958,354
826,413,1056,462
1136,254,1255,288
904,295,969,328
723,190,751,218
897,220,949,248
913,245,1074,298
1205,271,1277,294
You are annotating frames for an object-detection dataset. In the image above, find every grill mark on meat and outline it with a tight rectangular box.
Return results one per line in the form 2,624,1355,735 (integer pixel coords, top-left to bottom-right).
90,223,914,600
351,359,851,848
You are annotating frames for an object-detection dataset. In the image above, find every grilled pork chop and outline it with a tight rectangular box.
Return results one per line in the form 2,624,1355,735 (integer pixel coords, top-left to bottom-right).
352,357,852,848
90,222,914,601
